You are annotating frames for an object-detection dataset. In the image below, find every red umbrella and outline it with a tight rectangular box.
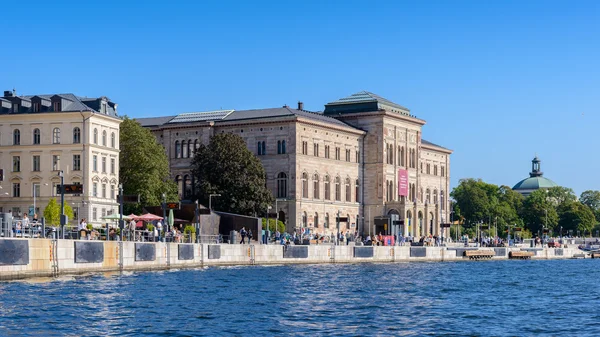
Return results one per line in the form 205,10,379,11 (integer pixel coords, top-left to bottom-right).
136,213,164,221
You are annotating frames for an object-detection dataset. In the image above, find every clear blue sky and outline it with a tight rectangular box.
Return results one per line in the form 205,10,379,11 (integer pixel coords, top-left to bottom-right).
2,0,599,195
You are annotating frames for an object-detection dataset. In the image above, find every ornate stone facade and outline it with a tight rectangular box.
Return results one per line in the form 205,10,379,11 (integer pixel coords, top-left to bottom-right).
139,92,452,238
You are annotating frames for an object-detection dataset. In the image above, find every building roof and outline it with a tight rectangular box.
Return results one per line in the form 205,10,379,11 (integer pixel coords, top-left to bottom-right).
421,139,451,151
324,91,411,115
137,107,356,129
1,93,118,117
169,110,234,124
512,176,558,190
136,115,176,127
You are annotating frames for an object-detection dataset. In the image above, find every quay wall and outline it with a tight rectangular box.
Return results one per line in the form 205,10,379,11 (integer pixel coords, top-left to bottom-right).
0,238,585,281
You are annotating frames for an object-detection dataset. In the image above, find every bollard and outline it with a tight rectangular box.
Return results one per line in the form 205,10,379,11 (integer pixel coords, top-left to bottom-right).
41,217,46,239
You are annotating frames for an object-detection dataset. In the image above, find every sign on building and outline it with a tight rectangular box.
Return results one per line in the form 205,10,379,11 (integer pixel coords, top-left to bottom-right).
398,169,408,196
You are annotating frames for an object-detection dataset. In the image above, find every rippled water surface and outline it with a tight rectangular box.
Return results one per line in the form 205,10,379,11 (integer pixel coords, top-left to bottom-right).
1,259,600,336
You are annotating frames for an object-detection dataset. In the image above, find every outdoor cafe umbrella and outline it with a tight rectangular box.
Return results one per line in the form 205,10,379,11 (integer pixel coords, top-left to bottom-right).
168,209,174,232
135,213,164,221
101,213,132,221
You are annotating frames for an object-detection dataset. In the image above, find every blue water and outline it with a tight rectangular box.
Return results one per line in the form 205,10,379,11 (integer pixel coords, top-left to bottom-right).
1,259,599,336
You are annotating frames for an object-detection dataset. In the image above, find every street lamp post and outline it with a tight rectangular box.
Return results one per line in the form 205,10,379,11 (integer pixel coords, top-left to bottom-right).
59,170,65,239
118,184,124,241
162,193,167,232
266,205,272,244
195,200,200,243
336,210,340,246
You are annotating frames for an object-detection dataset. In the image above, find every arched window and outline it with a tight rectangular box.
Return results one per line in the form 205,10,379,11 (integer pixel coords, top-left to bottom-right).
324,175,331,200
277,140,282,154
93,128,98,144
314,212,319,229
355,179,360,203
73,127,80,144
277,172,287,198
13,129,20,145
53,128,61,144
399,147,405,166
111,132,116,148
345,178,351,202
194,139,199,155
282,140,286,154
184,175,192,198
187,140,191,158
426,189,431,204
313,174,319,199
33,128,41,145
175,141,181,158
102,130,107,146
302,172,308,198
302,211,307,227
262,141,266,155
335,176,341,201
325,213,329,228
182,140,188,158
433,190,438,204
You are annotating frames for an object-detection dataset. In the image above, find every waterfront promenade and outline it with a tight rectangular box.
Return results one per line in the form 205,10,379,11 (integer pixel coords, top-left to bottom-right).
0,238,589,281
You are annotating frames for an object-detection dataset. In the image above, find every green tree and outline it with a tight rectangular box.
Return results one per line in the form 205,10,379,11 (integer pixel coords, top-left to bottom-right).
546,186,577,207
450,179,495,227
191,133,273,216
120,117,178,213
43,198,74,226
521,189,558,234
558,201,595,236
580,190,600,222
262,218,285,232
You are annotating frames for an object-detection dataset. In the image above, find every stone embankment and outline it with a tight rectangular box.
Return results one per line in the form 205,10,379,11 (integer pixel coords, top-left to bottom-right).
0,238,585,281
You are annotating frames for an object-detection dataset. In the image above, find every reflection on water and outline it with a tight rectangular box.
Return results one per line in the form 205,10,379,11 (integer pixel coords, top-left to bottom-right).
1,260,600,336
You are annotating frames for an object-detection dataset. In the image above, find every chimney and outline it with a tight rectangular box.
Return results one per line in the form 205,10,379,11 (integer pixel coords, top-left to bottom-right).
297,101,304,110
3,90,13,97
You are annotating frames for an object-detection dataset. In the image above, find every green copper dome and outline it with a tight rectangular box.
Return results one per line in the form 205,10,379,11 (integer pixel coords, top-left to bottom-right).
513,176,558,190
512,156,558,195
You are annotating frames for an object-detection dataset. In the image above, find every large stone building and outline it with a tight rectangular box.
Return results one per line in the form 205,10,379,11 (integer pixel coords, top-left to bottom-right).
138,91,452,238
0,90,122,225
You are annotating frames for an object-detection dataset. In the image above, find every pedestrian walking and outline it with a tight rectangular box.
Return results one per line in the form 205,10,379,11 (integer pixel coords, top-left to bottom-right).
240,227,247,244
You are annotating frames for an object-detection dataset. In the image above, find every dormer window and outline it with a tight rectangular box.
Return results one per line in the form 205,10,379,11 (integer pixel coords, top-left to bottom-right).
53,101,61,111
32,103,40,112
101,102,107,114
12,104,19,113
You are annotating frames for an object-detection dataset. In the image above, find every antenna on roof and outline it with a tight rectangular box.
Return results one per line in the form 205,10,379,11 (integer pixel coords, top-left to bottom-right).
12,88,16,96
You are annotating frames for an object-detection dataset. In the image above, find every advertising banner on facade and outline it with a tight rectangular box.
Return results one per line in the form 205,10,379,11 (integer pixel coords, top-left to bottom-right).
398,169,408,196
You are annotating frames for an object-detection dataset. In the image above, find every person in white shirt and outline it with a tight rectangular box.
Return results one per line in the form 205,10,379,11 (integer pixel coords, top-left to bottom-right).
78,218,87,240
156,220,163,242
129,219,137,241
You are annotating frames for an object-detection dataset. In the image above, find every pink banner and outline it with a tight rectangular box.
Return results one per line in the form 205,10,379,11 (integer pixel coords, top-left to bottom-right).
398,169,408,196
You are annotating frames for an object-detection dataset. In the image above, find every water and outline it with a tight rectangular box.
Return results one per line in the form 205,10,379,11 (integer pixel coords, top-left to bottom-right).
1,259,599,336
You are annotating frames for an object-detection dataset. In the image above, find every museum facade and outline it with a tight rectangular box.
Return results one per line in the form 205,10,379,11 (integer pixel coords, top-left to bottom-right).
138,91,452,238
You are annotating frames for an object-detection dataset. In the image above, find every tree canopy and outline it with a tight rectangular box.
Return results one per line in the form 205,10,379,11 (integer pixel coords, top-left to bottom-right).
119,117,178,213
191,133,273,216
451,180,600,237
43,198,74,226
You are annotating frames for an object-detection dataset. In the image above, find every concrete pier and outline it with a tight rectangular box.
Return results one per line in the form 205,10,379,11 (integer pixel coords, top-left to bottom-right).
0,238,586,281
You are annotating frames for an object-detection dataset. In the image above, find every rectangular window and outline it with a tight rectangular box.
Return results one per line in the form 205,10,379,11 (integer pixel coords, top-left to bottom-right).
12,183,20,197
441,167,445,177
346,149,350,162
73,155,81,171
314,143,319,157
93,155,97,171
12,156,20,172
356,151,360,163
52,155,60,171
102,184,106,198
93,182,97,197
335,147,340,160
110,158,115,174
92,207,97,221
32,102,40,112
325,146,330,159
302,141,308,155
33,155,40,171
102,208,106,218
102,157,106,173
53,101,61,111
110,185,115,200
